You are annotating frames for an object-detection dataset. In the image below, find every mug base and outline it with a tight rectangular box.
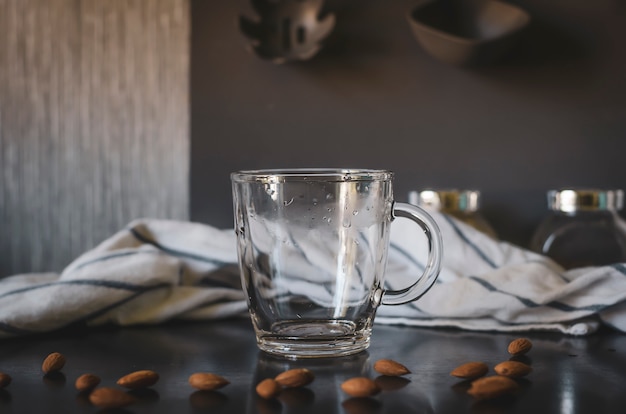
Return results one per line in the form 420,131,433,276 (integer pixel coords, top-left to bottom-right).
255,320,371,359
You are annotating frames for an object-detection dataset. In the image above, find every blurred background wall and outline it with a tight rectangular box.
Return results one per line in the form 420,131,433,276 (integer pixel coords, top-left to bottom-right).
1,0,625,276
191,0,626,246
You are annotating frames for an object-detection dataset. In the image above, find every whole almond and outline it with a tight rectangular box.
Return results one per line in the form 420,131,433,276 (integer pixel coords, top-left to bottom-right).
256,378,282,399
494,361,532,378
89,387,136,408
508,338,532,355
42,352,66,374
117,370,159,389
467,375,518,400
189,372,230,390
275,368,314,388
373,359,411,376
341,377,381,397
0,372,12,388
75,373,101,392
450,361,489,379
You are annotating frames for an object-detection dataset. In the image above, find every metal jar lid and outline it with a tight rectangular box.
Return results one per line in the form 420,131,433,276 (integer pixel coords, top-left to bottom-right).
548,189,624,212
409,189,481,212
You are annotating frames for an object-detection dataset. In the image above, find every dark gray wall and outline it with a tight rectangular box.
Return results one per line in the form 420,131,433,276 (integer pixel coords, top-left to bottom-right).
191,0,626,247
0,0,190,276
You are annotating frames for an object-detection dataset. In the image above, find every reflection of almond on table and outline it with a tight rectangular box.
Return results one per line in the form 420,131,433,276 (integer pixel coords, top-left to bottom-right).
467,376,519,400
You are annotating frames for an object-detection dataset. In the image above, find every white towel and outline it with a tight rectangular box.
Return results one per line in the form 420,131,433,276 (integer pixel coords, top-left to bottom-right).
1,214,625,338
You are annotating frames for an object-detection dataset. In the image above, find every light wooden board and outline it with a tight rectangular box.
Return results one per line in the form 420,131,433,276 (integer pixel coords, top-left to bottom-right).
0,0,190,276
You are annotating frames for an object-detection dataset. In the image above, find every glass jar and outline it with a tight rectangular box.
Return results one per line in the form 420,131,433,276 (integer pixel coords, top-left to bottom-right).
530,189,626,269
409,189,498,238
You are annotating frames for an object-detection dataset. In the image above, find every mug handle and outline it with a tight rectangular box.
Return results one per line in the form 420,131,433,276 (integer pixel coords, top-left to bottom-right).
382,202,443,305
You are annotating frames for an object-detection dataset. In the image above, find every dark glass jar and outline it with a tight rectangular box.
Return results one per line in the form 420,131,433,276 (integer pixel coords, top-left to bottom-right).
409,189,498,238
530,189,626,269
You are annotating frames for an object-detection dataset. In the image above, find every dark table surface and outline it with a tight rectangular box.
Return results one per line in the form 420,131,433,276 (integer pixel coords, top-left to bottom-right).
0,317,625,414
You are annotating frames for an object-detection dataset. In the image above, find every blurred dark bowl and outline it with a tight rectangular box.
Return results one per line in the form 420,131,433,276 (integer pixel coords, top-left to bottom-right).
407,0,531,66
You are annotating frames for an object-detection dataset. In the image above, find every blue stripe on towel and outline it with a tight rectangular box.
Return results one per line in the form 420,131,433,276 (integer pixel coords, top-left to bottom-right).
70,250,161,272
0,279,162,300
0,283,171,337
611,263,626,275
469,275,613,313
389,242,426,272
66,282,170,327
543,301,608,312
129,227,228,266
469,276,538,307
443,215,497,268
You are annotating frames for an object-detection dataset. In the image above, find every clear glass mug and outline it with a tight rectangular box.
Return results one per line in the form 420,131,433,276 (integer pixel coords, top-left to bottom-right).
231,169,443,358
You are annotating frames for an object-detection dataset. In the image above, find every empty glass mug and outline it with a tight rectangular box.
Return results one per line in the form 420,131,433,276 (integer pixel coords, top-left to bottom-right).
231,169,443,358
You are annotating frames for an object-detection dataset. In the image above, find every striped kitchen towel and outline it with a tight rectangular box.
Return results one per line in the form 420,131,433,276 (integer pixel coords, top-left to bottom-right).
1,214,626,337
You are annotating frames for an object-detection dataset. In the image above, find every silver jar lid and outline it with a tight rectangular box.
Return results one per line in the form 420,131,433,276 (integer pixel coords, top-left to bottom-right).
548,189,624,212
409,189,481,212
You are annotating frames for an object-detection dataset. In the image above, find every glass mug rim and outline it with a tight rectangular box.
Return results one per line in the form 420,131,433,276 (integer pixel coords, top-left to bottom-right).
231,168,393,183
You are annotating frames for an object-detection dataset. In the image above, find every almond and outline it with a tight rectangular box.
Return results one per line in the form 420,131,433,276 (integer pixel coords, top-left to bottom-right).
508,338,532,355
450,361,489,379
42,352,66,374
275,368,314,388
341,377,381,397
373,359,411,376
188,372,230,391
494,361,532,378
117,370,159,389
467,375,518,400
256,378,282,399
75,373,101,392
89,387,136,409
0,372,11,388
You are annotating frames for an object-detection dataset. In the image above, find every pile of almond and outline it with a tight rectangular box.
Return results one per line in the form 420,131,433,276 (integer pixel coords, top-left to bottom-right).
6,351,235,409
450,337,533,401
0,337,536,408
252,357,413,406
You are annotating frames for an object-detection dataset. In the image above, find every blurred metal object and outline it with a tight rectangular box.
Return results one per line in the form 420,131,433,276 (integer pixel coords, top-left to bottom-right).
548,189,624,213
239,0,336,64
410,189,480,213
409,189,497,238
531,189,626,269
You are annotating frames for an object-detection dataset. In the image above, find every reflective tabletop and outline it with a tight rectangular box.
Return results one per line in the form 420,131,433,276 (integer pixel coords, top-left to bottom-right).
0,317,624,413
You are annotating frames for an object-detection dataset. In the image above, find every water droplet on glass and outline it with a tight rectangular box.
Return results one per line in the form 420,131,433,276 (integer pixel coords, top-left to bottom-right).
354,239,360,245
325,193,334,200
342,218,351,228
326,217,332,223
352,210,359,216
283,198,294,206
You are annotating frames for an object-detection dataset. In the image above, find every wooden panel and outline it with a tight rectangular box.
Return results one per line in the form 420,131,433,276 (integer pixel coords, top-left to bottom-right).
0,0,190,276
